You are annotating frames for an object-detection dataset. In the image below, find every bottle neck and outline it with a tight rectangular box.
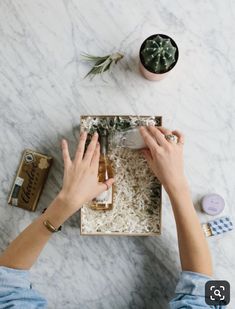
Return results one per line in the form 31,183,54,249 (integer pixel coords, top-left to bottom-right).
100,132,108,156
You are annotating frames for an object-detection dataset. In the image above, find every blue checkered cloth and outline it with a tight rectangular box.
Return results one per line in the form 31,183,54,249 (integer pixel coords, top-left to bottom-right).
209,217,233,236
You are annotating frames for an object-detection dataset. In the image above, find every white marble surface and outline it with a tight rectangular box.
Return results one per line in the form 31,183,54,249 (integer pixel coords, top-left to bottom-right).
0,0,235,308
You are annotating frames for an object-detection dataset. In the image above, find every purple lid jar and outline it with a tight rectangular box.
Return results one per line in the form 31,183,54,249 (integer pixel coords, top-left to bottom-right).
201,193,225,216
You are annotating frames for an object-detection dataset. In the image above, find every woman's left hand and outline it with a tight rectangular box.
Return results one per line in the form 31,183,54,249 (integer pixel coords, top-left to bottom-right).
57,132,114,214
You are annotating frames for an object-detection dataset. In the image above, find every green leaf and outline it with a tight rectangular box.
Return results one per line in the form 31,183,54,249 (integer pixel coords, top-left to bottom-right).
81,52,124,78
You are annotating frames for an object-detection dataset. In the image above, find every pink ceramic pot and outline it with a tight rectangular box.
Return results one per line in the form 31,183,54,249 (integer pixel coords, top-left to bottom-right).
139,61,169,81
139,34,179,81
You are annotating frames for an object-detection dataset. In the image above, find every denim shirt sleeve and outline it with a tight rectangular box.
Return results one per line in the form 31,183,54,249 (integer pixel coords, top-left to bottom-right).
0,266,47,309
169,271,226,309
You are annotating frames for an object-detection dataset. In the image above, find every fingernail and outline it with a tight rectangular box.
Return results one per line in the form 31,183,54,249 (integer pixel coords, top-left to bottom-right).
61,139,66,148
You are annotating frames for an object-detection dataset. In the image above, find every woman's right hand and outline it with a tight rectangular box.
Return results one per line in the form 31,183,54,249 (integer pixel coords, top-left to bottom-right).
139,126,188,194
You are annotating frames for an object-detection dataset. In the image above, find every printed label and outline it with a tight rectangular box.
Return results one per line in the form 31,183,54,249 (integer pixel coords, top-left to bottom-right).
15,176,24,186
12,198,18,206
96,187,112,204
12,176,24,201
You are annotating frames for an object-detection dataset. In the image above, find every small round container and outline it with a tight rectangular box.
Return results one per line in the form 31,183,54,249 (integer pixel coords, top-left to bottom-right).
139,34,179,81
201,193,225,216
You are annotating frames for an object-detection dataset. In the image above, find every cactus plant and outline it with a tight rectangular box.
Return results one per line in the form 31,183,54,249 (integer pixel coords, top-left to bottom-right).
139,34,179,79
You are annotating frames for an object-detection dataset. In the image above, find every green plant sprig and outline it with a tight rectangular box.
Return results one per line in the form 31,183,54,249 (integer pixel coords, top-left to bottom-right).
81,52,124,78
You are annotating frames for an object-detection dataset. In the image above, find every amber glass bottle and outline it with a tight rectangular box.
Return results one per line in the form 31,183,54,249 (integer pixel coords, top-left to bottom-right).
91,130,114,210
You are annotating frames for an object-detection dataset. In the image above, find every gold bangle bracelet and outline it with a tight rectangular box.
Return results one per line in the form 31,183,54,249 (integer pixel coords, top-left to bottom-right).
43,219,61,233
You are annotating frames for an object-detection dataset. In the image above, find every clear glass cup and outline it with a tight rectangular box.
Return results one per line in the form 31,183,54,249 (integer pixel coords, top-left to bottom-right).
110,128,146,150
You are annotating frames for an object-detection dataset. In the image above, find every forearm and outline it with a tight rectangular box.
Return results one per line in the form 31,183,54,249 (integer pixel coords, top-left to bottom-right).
167,181,213,276
0,196,74,270
0,133,110,271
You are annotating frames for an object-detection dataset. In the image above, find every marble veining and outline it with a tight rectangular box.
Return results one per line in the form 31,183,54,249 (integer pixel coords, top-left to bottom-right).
0,0,235,308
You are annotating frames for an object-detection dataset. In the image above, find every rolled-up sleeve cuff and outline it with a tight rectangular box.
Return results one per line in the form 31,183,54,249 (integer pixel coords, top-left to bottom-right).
0,266,32,289
174,271,212,296
0,266,47,308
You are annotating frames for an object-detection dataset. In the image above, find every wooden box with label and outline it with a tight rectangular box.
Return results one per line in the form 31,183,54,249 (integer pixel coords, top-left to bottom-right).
8,150,53,211
80,115,162,236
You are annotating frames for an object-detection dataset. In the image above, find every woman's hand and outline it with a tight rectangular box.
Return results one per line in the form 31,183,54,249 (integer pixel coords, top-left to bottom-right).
139,126,187,194
58,131,114,213
139,126,213,277
0,131,116,270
